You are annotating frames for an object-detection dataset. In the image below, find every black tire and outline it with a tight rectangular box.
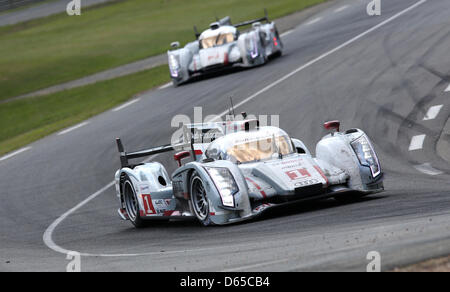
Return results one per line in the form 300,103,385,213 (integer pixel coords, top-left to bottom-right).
272,50,283,58
122,174,149,228
189,172,213,226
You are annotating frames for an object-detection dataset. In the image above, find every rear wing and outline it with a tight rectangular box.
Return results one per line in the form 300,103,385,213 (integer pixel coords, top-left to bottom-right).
116,118,260,167
234,9,270,28
193,9,270,38
116,138,189,168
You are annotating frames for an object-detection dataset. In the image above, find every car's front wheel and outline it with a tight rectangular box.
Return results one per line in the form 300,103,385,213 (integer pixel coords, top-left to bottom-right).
190,172,213,226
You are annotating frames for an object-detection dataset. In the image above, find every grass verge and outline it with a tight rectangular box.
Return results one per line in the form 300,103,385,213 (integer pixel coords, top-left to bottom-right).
0,0,326,101
0,65,170,156
393,255,450,272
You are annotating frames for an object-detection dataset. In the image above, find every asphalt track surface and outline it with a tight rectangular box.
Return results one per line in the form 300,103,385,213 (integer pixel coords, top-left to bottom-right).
1,0,450,271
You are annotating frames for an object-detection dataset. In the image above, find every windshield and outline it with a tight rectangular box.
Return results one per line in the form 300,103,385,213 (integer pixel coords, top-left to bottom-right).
201,33,234,49
206,127,295,164
228,135,293,163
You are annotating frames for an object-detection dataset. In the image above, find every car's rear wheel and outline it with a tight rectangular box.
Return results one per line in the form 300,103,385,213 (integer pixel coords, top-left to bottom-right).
122,175,148,228
190,172,213,226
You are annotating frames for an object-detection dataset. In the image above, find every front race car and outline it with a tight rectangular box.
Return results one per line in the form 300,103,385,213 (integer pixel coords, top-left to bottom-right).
114,119,384,227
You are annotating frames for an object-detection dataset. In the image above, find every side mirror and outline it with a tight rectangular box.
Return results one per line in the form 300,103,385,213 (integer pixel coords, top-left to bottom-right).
174,151,190,167
170,41,180,49
324,120,341,133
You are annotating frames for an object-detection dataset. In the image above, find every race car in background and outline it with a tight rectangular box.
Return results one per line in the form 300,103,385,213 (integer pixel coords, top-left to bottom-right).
167,10,283,86
114,117,384,228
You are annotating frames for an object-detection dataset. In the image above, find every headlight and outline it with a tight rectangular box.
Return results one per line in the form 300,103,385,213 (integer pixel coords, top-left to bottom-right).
351,136,381,178
168,55,180,77
205,167,239,207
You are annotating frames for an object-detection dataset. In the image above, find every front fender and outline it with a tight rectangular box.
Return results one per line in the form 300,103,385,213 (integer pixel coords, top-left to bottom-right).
238,31,265,66
316,129,383,192
168,47,193,83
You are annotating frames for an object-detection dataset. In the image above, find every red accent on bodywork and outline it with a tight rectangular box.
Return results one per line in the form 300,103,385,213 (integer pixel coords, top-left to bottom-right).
210,212,216,216
164,210,175,216
285,170,298,180
246,177,267,199
285,168,311,180
174,151,190,167
142,194,156,215
314,166,329,186
224,52,229,65
194,150,203,155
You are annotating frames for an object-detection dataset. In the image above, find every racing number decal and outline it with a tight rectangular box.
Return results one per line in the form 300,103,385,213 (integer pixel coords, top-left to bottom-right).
142,194,156,215
285,168,311,181
208,52,220,61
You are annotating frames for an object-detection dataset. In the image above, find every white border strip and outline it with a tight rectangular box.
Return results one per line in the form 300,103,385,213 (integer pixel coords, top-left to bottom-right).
43,181,115,255
43,0,428,257
423,105,443,120
409,134,426,151
112,98,140,112
445,84,450,92
280,29,295,38
414,163,444,176
158,82,172,90
334,5,350,13
58,122,89,136
306,17,322,26
0,147,31,162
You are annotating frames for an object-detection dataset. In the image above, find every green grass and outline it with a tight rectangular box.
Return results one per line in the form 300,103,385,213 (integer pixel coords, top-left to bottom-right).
0,65,170,156
0,0,326,101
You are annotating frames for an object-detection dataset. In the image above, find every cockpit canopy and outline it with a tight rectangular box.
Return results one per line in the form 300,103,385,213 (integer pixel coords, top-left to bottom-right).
205,127,295,164
199,26,237,49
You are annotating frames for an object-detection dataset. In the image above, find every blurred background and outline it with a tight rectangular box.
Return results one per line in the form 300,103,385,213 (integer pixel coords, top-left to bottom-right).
0,0,324,155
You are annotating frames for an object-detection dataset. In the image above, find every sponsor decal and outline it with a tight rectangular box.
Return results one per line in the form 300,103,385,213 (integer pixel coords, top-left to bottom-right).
285,168,311,181
208,52,221,61
294,179,320,187
140,183,150,194
152,199,173,214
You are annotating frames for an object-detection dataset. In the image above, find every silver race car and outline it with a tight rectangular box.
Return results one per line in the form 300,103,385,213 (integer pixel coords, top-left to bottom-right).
114,117,384,227
167,11,283,86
